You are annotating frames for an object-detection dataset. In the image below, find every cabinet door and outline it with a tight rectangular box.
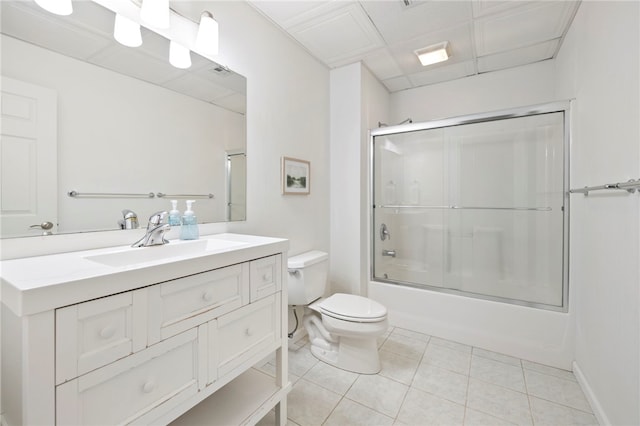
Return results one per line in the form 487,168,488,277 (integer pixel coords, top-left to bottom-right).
56,329,200,426
56,289,147,384
210,293,281,383
250,255,282,302
148,263,249,345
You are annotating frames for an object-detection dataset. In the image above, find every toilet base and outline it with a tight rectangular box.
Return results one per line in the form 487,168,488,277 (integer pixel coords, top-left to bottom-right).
309,335,381,375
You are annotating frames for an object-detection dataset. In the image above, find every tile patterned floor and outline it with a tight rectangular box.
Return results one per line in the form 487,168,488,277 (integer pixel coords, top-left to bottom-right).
256,326,598,426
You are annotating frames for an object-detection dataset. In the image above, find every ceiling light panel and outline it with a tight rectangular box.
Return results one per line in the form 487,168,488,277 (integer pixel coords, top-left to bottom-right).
388,23,474,74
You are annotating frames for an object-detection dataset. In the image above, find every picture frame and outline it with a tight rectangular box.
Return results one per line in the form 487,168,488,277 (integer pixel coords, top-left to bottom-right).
282,156,310,195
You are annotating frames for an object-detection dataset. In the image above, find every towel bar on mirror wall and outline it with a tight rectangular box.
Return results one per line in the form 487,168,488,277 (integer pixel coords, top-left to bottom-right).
68,190,155,198
67,191,215,199
156,193,214,199
569,178,640,195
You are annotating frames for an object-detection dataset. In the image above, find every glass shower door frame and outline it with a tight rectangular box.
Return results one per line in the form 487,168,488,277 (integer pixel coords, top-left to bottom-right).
369,101,571,312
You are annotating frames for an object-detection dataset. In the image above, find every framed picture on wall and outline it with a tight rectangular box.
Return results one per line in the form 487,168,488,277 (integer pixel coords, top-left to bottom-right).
282,157,310,195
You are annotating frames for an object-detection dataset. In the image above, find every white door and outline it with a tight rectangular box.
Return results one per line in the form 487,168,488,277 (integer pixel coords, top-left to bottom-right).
1,76,58,237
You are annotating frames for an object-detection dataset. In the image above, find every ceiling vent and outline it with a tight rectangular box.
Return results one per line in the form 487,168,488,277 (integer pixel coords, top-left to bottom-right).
400,0,424,10
210,65,231,76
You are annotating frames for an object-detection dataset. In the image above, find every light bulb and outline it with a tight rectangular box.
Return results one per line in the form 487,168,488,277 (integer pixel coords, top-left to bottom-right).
140,0,170,29
114,14,142,48
169,41,191,69
34,0,73,16
195,11,219,55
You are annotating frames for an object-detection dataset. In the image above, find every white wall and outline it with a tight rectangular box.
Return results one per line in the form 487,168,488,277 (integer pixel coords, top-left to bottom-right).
329,63,389,296
554,2,639,424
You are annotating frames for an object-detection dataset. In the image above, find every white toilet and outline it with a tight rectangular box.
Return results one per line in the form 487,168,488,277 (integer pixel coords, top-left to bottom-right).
288,250,388,374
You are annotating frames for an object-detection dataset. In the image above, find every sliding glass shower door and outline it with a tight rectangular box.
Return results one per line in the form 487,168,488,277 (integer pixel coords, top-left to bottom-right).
372,106,568,309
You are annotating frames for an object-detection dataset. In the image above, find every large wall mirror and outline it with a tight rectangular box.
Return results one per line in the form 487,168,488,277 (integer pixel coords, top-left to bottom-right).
0,1,247,239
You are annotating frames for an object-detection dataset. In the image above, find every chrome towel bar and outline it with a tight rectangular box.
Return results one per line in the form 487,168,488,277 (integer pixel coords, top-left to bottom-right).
569,179,639,195
68,190,155,198
156,193,214,199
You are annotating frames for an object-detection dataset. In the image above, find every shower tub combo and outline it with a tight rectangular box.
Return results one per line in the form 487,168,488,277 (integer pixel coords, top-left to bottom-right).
368,102,574,368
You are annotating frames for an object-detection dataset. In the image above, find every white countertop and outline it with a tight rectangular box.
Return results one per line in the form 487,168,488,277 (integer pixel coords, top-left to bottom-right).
0,233,288,316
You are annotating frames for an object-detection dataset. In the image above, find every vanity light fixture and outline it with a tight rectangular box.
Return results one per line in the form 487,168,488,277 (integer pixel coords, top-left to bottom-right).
114,14,143,48
140,0,170,29
34,0,73,16
195,11,219,55
169,40,191,69
415,41,451,67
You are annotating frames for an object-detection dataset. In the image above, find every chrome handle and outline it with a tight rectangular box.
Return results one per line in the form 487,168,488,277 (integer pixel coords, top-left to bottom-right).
382,249,396,258
30,221,53,230
29,221,54,235
147,211,167,227
380,223,391,241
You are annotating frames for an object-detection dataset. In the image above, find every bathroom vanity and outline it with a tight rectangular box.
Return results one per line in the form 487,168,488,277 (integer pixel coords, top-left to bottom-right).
0,233,289,425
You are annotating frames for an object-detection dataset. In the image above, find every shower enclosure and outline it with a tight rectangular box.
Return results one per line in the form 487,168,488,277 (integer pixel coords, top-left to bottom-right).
371,103,569,310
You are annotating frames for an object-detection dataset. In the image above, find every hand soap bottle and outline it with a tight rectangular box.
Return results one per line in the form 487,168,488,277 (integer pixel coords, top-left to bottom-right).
168,200,181,226
180,200,199,240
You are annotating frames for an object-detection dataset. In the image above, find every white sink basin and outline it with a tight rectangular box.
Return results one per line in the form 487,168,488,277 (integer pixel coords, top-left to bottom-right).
84,238,248,268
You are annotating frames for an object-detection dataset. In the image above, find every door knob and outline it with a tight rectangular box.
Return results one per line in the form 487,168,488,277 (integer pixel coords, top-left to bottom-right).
29,221,54,235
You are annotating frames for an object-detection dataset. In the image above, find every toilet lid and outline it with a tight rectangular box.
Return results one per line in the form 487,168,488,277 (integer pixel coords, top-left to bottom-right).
317,293,387,322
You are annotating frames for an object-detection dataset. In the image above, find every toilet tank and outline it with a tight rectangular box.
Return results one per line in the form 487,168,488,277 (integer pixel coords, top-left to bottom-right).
287,250,329,305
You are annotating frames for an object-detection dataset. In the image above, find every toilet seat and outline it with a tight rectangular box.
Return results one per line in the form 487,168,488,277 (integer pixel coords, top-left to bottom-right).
315,293,387,323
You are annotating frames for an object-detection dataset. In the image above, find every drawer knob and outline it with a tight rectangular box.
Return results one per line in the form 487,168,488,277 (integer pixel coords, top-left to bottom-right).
262,273,271,281
202,291,213,302
245,327,253,336
142,380,156,393
99,325,116,339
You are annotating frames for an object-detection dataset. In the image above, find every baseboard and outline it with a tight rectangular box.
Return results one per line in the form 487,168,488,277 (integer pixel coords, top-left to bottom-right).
572,361,611,426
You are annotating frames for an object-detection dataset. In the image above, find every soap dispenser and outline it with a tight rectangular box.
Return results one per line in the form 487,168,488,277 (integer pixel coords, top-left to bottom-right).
168,200,181,226
180,200,199,240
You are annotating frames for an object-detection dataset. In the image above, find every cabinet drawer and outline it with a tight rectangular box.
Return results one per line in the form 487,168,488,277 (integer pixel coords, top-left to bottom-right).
210,293,281,381
56,329,200,426
56,290,147,384
250,255,282,302
148,264,249,344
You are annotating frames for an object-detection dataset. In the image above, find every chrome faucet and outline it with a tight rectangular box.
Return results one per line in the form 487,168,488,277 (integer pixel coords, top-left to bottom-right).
131,211,171,247
119,209,139,229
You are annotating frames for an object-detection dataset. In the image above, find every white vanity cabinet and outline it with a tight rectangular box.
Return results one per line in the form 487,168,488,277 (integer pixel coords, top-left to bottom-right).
1,234,289,426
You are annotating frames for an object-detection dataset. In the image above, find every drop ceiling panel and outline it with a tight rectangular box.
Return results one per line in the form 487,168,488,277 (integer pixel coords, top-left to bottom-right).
2,3,111,61
471,0,535,18
362,49,404,81
360,0,473,45
89,44,184,84
408,60,476,87
163,73,234,103
381,75,413,93
248,1,341,29
475,1,578,56
288,3,384,66
477,39,559,73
